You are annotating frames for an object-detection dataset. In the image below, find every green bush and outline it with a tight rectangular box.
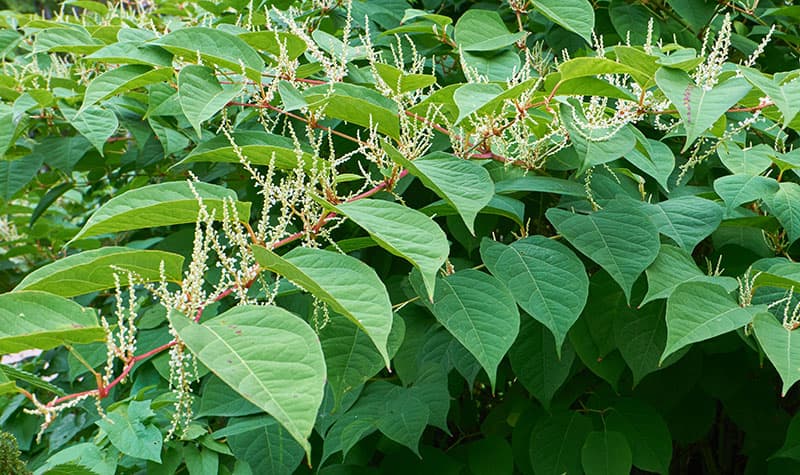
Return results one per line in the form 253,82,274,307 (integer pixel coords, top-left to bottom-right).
1,0,800,473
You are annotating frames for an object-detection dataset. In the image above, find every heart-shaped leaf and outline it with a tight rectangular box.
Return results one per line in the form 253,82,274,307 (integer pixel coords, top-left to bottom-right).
753,312,800,396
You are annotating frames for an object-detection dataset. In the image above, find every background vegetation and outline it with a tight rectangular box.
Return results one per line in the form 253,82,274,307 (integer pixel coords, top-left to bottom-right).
2,0,800,474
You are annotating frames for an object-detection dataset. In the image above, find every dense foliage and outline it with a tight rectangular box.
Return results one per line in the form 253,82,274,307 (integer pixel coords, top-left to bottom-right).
3,0,800,473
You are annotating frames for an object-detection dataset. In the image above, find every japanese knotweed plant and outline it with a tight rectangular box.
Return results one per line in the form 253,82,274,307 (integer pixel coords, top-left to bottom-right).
4,0,800,473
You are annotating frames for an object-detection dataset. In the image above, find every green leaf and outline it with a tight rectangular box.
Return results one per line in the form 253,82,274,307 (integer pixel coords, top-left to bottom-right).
34,27,102,54
177,131,318,171
606,398,672,474
742,67,800,126
642,245,738,305
753,312,800,396
560,103,637,173
763,182,800,245
0,154,44,202
655,68,752,151
225,416,304,475
581,431,632,475
330,198,448,300
646,196,723,251
452,83,504,126
509,318,575,408
0,291,104,352
178,65,242,136
198,377,261,417
480,236,588,352
61,105,118,155
320,312,404,406
373,64,437,94
82,65,173,110
494,175,585,197
547,199,660,302
169,305,326,458
610,5,661,45
531,0,594,43
467,437,513,475
454,9,524,51
304,83,400,139
530,411,593,475
14,247,184,297
251,245,394,367
623,138,675,191
775,412,800,461
85,42,174,67
153,27,264,81
96,400,162,463
277,80,307,111
558,56,653,88
385,145,493,234
424,269,520,390
612,299,671,387
717,142,775,176
713,174,779,210
70,181,251,242
239,31,307,60
662,282,757,362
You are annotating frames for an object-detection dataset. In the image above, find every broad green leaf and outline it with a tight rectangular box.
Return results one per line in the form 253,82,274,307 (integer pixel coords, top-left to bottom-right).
420,195,526,228
763,182,800,245
169,306,326,458
225,416,304,475
320,312,404,406
623,138,675,191
0,367,17,395
646,196,722,251
251,245,394,367
717,142,775,176
425,269,520,390
70,181,251,242
713,174,779,209
304,83,400,139
385,145,493,234
38,443,116,475
610,5,661,45
177,131,318,171
560,103,637,173
742,67,800,126
198,376,261,417
581,431,632,475
568,271,628,390
178,65,242,136
82,65,173,110
558,56,652,88
277,80,307,112
34,27,102,54
775,412,800,461
467,437,513,475
532,0,594,43
184,446,218,475
330,198,448,300
753,312,800,396
239,31,307,60
96,401,161,463
530,411,593,475
373,64,437,94
494,175,585,197
642,245,738,305
547,199,660,302
0,291,104,352
509,318,575,408
613,299,671,386
0,104,14,158
85,42,174,67
153,27,264,81
0,153,44,202
454,9,524,51
662,282,757,362
14,247,184,297
480,236,588,352
61,105,118,155
606,398,672,474
655,68,752,151
452,83,503,125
